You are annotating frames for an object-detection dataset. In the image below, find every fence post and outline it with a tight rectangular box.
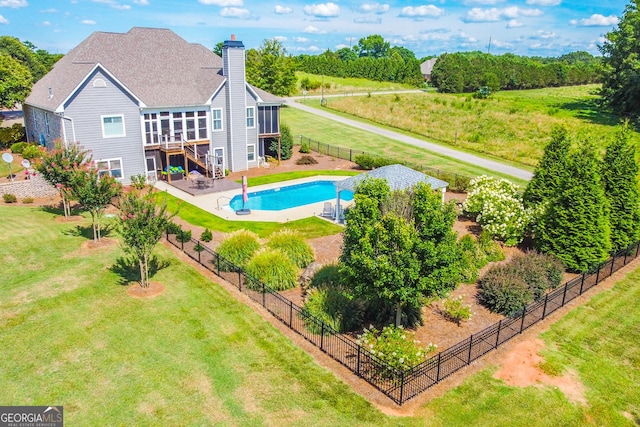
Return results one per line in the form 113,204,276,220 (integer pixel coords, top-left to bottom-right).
467,335,473,364
542,294,549,319
399,370,405,405
262,282,266,307
579,273,586,294
349,149,353,162
197,241,201,264
356,345,361,376
624,249,628,265
561,283,568,306
636,242,640,257
289,300,293,328
610,252,616,276
595,263,601,286
181,235,184,251
238,271,242,291
495,319,502,348
520,307,526,333
436,352,442,382
320,322,325,351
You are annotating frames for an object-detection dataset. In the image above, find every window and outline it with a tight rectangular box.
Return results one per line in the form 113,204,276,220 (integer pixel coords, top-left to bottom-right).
102,115,125,138
173,112,183,140
246,107,255,128
197,111,207,139
44,112,50,136
97,158,123,179
143,113,158,144
247,144,255,162
212,109,223,131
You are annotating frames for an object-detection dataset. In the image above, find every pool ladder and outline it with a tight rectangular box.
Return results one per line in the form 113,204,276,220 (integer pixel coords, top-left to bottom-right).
216,196,231,210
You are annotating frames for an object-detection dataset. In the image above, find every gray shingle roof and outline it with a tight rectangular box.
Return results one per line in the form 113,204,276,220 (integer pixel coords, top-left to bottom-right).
26,27,282,110
335,164,448,192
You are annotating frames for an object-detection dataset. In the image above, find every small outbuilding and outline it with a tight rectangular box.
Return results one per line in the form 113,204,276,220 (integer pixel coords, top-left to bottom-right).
333,164,449,222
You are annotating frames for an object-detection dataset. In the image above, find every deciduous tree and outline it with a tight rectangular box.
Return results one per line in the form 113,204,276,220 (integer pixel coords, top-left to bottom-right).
0,54,31,109
246,39,296,96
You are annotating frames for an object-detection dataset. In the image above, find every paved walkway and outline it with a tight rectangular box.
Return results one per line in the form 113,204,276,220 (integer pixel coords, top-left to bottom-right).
283,94,533,181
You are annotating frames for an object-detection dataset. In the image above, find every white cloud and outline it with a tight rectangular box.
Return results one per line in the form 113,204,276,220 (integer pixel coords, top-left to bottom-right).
531,30,556,39
40,8,57,12
303,25,326,34
464,0,504,4
491,39,513,48
199,0,242,5
81,19,96,24
462,6,541,22
273,35,287,42
220,7,251,18
0,14,8,23
354,16,382,24
506,19,524,28
357,3,389,14
42,20,50,26
303,3,340,18
526,0,560,5
293,36,309,42
0,0,27,8
92,0,131,10
133,0,150,5
399,5,444,19
572,14,619,27
274,5,292,14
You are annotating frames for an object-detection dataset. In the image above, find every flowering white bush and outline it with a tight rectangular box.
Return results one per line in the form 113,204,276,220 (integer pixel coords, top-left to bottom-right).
462,175,531,246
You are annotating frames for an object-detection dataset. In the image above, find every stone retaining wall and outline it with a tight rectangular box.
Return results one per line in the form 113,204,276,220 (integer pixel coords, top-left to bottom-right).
0,175,58,199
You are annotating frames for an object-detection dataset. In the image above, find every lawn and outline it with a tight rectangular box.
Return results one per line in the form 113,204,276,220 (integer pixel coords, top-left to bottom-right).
2,205,639,425
281,106,531,188
293,71,417,96
316,84,639,168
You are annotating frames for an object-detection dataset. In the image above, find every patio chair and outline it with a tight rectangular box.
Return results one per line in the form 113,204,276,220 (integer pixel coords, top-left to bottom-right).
321,202,335,218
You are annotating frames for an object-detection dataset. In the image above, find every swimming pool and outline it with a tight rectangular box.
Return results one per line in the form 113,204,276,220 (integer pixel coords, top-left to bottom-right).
229,180,354,211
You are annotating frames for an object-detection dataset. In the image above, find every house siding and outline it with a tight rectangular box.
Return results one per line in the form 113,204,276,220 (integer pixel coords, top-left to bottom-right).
223,42,248,172
63,69,145,184
23,105,63,149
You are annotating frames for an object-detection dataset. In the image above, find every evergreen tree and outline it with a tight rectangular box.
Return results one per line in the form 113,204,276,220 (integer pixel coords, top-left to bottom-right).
523,125,571,208
268,123,293,160
601,122,640,251
536,143,611,272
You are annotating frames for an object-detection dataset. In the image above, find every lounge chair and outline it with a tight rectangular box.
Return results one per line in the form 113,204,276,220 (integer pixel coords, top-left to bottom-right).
321,202,335,218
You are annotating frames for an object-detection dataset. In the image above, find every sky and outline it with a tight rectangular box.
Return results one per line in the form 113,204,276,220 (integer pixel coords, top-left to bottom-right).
0,0,630,58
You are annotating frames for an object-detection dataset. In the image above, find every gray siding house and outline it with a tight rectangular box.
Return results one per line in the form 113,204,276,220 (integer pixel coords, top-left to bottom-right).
23,27,283,184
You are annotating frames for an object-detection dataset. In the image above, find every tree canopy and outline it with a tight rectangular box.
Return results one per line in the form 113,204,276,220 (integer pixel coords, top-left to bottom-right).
246,39,297,96
599,0,640,116
0,54,31,109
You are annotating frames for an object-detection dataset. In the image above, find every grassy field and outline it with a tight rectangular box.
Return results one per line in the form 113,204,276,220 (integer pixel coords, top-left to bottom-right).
2,205,639,426
281,106,531,188
318,84,639,168
294,71,417,96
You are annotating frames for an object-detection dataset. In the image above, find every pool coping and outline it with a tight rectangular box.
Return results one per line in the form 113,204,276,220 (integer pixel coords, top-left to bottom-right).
153,175,354,223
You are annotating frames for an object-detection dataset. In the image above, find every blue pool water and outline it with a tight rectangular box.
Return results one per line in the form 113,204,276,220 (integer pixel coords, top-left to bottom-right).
229,181,354,211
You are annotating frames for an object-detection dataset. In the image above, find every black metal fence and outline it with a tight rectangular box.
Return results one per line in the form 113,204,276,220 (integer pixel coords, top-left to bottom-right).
165,231,640,405
299,135,472,192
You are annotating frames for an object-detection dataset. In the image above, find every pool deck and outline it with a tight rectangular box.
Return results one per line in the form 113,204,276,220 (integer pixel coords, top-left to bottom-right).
154,175,353,223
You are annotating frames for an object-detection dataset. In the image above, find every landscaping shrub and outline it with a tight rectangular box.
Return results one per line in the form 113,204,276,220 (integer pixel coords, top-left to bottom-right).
3,193,17,203
20,144,42,161
130,174,147,190
458,231,504,283
478,250,563,315
165,221,181,235
358,325,437,376
296,155,318,165
200,228,213,243
309,264,340,289
365,298,423,328
478,266,533,315
299,142,311,154
176,229,192,243
193,242,205,252
266,229,314,268
354,154,377,170
21,196,34,204
442,295,472,325
301,286,365,334
478,230,505,263
10,142,27,154
245,248,298,291
0,123,26,149
216,229,261,271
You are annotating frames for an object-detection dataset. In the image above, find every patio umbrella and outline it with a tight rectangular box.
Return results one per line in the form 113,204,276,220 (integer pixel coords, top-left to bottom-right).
236,175,251,215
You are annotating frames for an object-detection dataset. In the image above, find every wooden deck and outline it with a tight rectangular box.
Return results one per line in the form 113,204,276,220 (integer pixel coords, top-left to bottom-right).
165,176,241,196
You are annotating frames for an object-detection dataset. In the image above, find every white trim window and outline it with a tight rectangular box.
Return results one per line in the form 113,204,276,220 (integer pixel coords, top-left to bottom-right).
44,112,50,136
101,115,125,138
212,109,223,131
246,107,255,128
97,158,123,179
247,144,255,162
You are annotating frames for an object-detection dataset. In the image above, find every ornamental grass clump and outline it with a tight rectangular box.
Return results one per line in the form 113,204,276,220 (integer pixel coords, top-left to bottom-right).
266,229,314,268
358,325,437,376
462,175,531,246
216,229,261,271
245,248,298,291
442,295,472,325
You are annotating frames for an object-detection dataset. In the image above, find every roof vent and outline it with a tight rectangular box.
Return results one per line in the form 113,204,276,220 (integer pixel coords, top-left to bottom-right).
48,87,53,99
93,78,107,88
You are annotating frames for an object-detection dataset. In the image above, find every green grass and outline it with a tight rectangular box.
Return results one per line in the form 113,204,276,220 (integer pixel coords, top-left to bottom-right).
0,151,24,178
282,106,530,188
2,206,639,425
294,71,417,96
319,85,639,168
155,190,343,239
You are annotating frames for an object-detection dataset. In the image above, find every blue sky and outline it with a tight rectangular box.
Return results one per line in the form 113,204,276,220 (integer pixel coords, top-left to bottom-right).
0,0,629,58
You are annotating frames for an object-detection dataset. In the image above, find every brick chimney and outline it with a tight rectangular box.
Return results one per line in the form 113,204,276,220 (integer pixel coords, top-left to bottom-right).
222,34,247,171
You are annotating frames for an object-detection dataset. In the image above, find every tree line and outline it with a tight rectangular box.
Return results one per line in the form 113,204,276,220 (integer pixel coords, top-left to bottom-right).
430,51,601,94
